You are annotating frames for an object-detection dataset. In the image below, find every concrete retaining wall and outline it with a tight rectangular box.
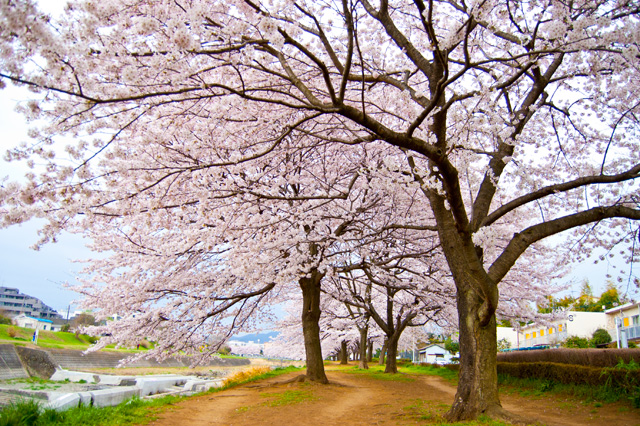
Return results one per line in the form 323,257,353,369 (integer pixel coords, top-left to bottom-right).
0,345,28,380
46,348,251,370
14,346,57,379
0,345,251,380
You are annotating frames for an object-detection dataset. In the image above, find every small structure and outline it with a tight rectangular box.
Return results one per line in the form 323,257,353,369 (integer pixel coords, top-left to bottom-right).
13,314,54,331
418,344,455,364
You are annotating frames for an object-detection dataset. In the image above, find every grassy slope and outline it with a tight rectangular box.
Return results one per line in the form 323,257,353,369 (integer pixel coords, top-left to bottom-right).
0,324,141,351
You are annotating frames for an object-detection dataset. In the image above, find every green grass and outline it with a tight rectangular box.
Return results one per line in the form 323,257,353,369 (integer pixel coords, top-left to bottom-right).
0,366,302,426
337,364,416,381
498,373,639,408
400,363,460,384
0,324,96,349
260,389,316,406
0,395,184,426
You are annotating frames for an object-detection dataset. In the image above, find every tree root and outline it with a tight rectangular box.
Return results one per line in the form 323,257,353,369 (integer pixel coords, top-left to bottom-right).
446,404,538,425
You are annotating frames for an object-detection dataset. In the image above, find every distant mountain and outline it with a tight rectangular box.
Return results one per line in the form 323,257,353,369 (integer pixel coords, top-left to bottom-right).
231,331,279,343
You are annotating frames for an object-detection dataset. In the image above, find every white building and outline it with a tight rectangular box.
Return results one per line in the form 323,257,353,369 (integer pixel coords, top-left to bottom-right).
517,311,607,348
418,344,455,364
605,302,640,344
13,314,55,331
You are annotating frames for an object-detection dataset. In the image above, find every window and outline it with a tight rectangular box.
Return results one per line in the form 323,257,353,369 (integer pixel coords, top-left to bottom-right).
525,333,530,340
633,315,639,326
533,332,537,338
540,329,545,336
548,328,554,334
558,324,563,332
623,317,630,327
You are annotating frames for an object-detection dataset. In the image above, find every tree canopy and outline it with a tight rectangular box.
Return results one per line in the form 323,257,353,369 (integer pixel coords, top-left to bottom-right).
1,0,639,421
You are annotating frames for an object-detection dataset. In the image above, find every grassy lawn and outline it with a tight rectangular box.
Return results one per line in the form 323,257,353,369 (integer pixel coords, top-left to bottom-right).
0,324,151,351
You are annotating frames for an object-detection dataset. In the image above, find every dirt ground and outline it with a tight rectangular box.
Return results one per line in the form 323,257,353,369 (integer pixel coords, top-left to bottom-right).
145,367,640,426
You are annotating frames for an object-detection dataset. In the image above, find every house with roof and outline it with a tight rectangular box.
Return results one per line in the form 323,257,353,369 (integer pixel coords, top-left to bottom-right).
417,344,455,364
13,314,55,331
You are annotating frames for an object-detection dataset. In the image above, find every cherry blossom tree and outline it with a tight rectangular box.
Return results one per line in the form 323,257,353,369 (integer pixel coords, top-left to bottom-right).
2,0,640,421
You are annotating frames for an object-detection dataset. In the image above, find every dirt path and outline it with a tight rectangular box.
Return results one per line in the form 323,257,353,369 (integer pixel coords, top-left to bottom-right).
147,369,640,426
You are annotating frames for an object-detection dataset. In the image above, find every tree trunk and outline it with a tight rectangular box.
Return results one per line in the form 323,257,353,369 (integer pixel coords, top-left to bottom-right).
339,340,349,364
384,333,400,373
378,339,387,365
299,268,328,384
358,324,369,369
445,284,503,420
367,341,373,362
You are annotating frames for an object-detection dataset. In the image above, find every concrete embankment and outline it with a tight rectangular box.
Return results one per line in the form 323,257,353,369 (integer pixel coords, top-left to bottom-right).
0,345,29,380
0,344,260,410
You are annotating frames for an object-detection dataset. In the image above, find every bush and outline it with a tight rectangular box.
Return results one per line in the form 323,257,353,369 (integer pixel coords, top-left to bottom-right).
563,336,590,348
497,347,640,367
497,360,640,395
60,323,70,333
7,327,20,339
591,328,612,347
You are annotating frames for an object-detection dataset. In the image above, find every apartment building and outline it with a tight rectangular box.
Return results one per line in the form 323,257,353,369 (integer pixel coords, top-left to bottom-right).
0,287,61,320
516,304,640,348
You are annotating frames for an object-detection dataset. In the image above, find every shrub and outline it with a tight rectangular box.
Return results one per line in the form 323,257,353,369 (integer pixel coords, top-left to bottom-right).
444,339,459,355
563,336,589,348
138,339,151,349
60,323,70,333
591,328,612,347
7,327,19,338
497,347,640,367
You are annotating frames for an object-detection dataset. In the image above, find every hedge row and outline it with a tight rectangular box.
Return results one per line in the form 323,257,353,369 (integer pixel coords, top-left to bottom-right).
497,348,640,367
497,361,640,391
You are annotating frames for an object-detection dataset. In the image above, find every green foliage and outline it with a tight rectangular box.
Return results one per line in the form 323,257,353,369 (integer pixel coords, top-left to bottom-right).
598,282,622,310
444,339,460,355
0,316,12,326
217,345,231,355
539,281,628,313
562,336,590,348
60,323,70,333
591,328,612,347
629,342,638,349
